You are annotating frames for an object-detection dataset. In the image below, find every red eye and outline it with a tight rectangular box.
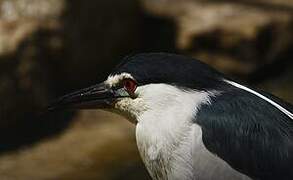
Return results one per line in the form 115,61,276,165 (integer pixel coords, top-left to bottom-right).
123,78,137,95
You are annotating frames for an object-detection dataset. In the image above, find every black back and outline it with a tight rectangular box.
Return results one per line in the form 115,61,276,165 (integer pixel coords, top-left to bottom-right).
197,87,293,180
112,53,228,91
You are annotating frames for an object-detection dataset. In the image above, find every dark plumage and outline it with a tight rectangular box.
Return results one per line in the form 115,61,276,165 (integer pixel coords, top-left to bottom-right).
51,52,293,180
197,87,293,180
113,53,228,91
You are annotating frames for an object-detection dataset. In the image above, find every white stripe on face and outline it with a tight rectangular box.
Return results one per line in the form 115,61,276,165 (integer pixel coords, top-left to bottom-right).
105,73,134,88
225,80,293,120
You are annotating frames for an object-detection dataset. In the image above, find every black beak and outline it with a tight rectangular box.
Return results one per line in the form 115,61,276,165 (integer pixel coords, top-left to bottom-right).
48,82,115,111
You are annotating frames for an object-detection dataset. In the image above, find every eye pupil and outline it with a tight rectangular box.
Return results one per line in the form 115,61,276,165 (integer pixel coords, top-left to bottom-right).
126,81,131,88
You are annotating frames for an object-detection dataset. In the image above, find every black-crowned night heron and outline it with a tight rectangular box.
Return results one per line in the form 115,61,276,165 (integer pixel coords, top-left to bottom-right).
49,53,293,180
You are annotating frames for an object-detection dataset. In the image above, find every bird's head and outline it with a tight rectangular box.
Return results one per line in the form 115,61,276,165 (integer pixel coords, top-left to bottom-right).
49,53,227,123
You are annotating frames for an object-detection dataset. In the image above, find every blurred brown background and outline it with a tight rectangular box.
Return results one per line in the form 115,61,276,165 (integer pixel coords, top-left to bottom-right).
0,0,292,179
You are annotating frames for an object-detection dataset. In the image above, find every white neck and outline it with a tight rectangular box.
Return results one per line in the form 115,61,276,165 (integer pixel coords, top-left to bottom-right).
134,84,213,179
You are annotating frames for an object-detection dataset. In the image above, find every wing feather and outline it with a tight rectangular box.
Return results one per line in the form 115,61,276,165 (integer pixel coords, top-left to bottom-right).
196,88,293,180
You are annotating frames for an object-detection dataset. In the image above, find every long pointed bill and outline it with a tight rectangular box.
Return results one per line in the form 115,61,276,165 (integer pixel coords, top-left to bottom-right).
48,83,116,111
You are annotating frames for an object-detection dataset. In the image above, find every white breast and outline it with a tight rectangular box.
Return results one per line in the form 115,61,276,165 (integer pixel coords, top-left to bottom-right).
136,122,251,180
134,84,251,180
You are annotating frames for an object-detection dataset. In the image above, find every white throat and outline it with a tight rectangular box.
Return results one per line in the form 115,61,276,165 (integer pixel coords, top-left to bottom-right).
135,83,213,134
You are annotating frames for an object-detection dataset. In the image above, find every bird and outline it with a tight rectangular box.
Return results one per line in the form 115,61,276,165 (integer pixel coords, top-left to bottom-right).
49,53,293,180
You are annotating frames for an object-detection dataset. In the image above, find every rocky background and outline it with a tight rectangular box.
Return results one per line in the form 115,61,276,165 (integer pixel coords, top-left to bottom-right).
0,0,292,179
